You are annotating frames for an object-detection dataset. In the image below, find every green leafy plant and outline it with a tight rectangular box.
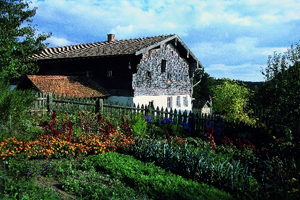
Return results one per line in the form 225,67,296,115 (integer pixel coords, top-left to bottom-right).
0,80,36,141
89,152,232,200
130,113,148,136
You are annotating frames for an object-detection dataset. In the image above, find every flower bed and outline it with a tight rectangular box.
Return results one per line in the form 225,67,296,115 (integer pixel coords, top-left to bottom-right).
0,131,134,160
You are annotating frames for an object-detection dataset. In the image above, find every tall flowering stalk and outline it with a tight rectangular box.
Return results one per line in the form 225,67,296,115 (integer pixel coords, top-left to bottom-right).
205,124,216,150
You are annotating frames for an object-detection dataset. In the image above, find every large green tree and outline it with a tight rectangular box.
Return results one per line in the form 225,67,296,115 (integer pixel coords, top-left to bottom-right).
0,0,50,79
257,41,300,135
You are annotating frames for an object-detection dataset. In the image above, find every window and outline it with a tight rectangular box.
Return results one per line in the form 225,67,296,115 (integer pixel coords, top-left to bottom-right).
167,97,172,108
183,96,188,107
176,96,181,107
161,60,166,73
86,71,93,77
149,101,154,108
107,70,113,77
183,75,188,82
167,73,171,82
175,74,180,81
146,71,151,79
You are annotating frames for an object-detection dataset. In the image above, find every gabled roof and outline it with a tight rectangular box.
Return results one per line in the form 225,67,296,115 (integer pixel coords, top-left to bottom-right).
31,34,202,68
27,75,110,98
32,34,175,60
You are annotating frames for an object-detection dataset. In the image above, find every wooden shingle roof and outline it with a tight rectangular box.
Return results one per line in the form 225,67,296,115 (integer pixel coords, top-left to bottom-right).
32,34,176,60
27,75,110,98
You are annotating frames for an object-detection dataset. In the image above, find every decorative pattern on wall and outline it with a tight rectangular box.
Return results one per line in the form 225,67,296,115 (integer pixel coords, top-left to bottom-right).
133,43,192,96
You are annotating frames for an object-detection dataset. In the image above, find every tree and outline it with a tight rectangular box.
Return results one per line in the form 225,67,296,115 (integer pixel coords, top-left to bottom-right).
193,71,216,101
258,41,300,136
0,0,51,79
212,79,255,125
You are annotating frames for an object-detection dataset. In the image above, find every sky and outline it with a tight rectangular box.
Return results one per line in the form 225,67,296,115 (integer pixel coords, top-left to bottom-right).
29,0,300,82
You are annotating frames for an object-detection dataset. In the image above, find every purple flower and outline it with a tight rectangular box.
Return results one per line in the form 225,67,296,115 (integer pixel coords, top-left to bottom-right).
161,118,175,124
179,122,191,132
144,115,152,123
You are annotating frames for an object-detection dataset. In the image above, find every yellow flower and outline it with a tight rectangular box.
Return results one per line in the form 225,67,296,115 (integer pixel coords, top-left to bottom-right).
273,136,276,139
292,178,297,182
292,188,299,192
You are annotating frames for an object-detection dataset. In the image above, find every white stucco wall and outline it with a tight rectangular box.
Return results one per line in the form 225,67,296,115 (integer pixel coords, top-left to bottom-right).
133,95,192,112
106,95,192,112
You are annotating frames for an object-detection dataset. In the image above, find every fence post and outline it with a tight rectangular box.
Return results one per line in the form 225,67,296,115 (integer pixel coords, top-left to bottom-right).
189,112,195,136
95,98,103,114
47,93,54,113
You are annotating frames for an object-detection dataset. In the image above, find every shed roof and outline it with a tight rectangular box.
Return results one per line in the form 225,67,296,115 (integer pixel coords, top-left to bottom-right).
27,75,110,98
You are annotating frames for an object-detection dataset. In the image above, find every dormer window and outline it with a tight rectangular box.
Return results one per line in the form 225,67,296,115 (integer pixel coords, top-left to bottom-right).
161,59,166,73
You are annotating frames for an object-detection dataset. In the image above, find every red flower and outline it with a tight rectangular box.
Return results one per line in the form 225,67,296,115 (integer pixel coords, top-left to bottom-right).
166,133,171,143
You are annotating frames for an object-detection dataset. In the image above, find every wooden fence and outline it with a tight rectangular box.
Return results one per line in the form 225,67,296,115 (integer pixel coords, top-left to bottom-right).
31,93,270,136
31,92,103,114
31,93,221,135
102,102,223,135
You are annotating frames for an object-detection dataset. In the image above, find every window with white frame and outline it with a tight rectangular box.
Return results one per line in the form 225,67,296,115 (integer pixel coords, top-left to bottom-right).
183,96,188,107
167,97,172,108
176,96,181,107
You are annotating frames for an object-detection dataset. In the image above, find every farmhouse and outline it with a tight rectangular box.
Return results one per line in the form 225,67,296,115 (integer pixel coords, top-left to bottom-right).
30,34,203,111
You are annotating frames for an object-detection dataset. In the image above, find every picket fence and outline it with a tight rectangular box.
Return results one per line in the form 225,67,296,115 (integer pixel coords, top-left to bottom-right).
32,93,271,135
31,93,223,135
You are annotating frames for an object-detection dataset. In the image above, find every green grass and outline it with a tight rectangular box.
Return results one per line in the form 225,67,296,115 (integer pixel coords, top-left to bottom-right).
0,152,232,200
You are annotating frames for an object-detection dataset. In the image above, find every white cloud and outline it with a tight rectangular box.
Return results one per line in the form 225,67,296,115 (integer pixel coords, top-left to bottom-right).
46,36,74,47
206,63,265,81
28,0,300,81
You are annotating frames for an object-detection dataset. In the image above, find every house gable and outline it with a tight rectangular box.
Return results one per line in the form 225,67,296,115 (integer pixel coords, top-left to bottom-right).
133,43,192,96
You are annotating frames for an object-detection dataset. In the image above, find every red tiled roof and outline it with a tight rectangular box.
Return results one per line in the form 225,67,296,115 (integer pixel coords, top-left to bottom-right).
32,34,176,60
27,75,110,98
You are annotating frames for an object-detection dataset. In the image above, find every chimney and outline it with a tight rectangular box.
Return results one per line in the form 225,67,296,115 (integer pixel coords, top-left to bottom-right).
107,34,115,42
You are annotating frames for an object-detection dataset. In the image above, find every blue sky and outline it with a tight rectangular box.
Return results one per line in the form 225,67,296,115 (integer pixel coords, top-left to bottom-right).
30,0,300,81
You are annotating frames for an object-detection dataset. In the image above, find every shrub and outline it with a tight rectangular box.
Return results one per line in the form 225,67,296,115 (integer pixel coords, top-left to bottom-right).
0,80,36,141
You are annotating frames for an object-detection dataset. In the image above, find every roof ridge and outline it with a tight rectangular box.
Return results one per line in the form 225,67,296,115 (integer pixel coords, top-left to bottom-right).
33,34,177,60
45,34,176,49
